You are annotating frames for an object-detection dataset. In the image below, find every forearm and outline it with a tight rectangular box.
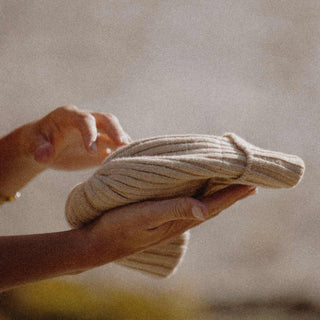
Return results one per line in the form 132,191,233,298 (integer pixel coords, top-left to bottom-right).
0,123,44,197
0,228,94,291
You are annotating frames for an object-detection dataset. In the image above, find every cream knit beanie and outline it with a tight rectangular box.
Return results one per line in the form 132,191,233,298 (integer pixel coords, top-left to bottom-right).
65,133,305,277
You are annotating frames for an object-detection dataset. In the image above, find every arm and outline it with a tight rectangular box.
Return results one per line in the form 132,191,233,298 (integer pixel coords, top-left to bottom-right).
0,124,44,198
0,184,255,292
0,229,90,291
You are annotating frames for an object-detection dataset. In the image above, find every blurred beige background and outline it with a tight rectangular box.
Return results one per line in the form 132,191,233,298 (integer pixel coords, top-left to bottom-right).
0,0,319,305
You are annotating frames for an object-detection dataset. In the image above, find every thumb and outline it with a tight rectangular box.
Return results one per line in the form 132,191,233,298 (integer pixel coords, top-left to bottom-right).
145,197,208,229
34,138,55,164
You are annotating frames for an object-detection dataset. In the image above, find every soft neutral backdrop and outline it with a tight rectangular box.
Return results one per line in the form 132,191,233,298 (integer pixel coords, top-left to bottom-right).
0,0,318,304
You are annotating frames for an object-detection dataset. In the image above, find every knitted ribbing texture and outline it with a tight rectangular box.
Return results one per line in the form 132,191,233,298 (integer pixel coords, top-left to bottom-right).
65,133,305,277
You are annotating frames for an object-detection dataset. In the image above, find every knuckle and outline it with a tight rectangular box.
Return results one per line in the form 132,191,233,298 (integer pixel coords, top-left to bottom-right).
76,112,95,127
157,221,192,239
143,215,154,229
140,202,157,227
52,105,80,122
149,221,175,239
105,113,119,122
79,112,93,121
159,221,176,237
59,104,78,112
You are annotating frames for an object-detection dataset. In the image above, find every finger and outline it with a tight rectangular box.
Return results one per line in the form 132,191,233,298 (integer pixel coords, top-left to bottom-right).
199,184,257,218
48,105,99,154
142,197,209,230
72,134,116,167
151,185,256,227
151,185,257,240
148,219,197,242
95,133,114,158
92,113,129,146
75,112,98,154
97,133,117,149
98,132,132,151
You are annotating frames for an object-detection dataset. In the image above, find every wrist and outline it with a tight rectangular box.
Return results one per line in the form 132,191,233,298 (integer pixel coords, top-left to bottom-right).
80,222,125,268
62,228,99,273
70,226,112,271
0,122,46,196
17,122,50,170
17,122,38,157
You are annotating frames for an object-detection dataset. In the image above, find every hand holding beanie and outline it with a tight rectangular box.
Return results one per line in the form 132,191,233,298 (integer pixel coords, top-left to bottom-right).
65,133,305,277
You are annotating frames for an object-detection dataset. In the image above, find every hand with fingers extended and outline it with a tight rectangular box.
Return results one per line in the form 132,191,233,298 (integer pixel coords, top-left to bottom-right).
21,104,132,170
81,184,256,270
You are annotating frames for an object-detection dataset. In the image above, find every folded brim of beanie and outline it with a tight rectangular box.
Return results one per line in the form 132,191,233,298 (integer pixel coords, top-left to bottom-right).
65,133,305,278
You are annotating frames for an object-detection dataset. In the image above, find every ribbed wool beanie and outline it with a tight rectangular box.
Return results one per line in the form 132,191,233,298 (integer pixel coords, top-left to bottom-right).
65,133,305,277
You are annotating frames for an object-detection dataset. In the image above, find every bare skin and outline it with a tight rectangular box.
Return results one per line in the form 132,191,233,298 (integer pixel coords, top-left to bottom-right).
0,105,256,292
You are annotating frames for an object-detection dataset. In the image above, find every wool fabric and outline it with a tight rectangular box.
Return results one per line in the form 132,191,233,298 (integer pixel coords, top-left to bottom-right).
65,133,305,277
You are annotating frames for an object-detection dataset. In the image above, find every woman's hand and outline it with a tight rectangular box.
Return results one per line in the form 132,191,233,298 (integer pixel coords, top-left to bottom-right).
22,105,132,170
0,105,131,197
82,184,256,269
0,185,256,291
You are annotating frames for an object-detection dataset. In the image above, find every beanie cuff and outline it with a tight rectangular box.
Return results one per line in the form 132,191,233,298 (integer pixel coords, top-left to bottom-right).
116,232,190,278
224,133,305,188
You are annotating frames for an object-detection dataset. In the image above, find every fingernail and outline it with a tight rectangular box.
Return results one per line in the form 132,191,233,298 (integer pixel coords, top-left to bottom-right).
238,187,257,200
246,185,257,194
248,188,258,196
192,205,208,220
89,142,97,153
